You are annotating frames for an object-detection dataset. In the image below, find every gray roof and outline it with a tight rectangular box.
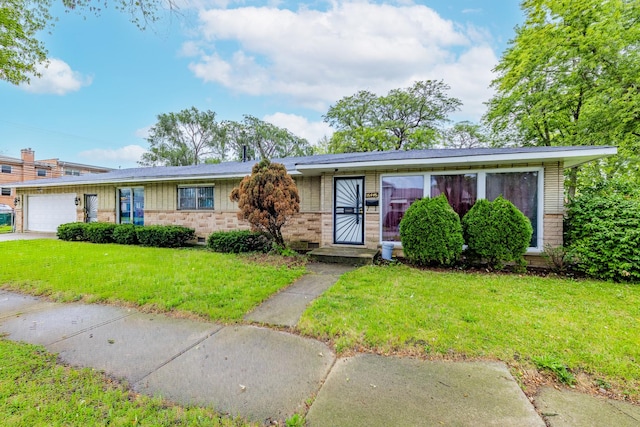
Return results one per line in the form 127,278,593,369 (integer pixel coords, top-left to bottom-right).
10,146,616,188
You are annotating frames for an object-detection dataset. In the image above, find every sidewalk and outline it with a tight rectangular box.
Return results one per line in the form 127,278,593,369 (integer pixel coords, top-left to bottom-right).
1,267,639,426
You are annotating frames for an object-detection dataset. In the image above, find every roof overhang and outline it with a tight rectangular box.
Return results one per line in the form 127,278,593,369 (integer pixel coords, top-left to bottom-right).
8,172,265,189
294,147,618,174
10,146,617,189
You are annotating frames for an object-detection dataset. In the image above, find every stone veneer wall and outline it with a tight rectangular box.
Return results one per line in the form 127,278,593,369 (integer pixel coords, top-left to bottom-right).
143,210,323,244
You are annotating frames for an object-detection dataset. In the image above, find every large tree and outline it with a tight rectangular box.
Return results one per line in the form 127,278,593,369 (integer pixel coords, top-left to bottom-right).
324,80,462,153
1,0,49,84
139,107,223,166
222,115,313,161
485,0,640,195
440,121,489,149
1,0,170,85
139,109,312,166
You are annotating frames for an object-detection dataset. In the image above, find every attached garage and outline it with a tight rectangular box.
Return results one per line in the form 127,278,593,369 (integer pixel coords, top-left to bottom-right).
26,194,77,232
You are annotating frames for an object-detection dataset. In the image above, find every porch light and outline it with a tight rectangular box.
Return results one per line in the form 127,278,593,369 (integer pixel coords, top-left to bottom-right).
14,196,20,207
75,196,81,206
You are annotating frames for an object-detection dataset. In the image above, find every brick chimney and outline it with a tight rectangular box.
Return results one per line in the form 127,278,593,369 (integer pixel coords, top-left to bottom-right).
21,148,36,181
21,148,35,163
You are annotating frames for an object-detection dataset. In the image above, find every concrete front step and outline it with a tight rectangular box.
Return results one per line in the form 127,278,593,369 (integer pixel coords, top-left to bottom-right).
308,246,378,266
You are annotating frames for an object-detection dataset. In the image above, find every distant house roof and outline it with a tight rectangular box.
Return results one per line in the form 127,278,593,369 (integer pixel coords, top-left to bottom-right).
10,146,617,188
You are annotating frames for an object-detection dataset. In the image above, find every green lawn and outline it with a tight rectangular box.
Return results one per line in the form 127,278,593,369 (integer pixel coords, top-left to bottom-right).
0,225,12,234
0,240,305,321
0,339,256,426
298,264,640,397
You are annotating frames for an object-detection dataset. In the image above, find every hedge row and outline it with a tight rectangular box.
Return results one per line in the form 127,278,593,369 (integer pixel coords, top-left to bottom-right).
207,230,272,253
57,223,195,248
399,195,532,269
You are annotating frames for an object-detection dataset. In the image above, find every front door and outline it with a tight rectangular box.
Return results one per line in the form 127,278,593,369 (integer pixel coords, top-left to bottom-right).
85,194,98,223
334,177,365,245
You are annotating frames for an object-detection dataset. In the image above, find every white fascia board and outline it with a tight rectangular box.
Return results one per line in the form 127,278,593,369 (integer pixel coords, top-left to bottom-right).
10,170,304,189
295,147,618,172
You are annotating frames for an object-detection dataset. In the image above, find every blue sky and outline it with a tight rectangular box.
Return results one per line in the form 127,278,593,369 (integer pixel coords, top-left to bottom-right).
0,0,523,168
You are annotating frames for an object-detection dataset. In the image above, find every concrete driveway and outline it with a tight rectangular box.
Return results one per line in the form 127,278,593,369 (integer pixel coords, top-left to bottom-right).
0,232,57,241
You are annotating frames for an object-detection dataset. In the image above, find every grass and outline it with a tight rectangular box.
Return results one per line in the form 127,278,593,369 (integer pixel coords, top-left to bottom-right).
0,338,256,426
0,240,305,321
0,225,12,234
298,264,640,397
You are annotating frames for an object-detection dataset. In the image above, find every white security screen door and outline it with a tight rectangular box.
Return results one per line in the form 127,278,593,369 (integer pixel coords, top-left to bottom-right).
334,177,365,245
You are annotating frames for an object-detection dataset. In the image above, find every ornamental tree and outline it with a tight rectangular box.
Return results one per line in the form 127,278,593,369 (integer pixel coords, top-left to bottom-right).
230,159,299,247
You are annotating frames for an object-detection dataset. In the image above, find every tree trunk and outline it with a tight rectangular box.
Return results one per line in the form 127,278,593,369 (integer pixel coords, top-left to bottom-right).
567,167,579,199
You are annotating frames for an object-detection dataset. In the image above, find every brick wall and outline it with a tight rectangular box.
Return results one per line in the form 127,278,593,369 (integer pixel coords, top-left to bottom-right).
543,213,564,248
144,209,323,244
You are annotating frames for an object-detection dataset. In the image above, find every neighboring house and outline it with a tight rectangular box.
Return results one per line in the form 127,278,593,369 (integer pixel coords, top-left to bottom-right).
10,146,616,264
0,148,112,207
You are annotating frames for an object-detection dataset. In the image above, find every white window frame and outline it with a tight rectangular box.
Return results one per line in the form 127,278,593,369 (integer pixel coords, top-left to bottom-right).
36,169,47,177
1,187,11,196
177,185,215,210
379,166,545,252
1,165,11,174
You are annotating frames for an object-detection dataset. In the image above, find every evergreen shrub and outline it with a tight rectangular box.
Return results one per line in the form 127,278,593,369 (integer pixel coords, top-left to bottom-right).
399,195,464,266
136,225,195,248
207,230,272,253
57,223,87,241
112,224,140,245
83,222,116,244
462,196,532,269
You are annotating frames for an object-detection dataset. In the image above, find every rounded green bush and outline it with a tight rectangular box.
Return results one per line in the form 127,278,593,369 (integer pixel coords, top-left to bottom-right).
57,223,88,241
462,196,532,269
399,195,464,266
207,230,272,253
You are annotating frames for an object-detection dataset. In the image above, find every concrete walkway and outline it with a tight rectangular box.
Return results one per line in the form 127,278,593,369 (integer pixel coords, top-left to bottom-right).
1,265,639,426
244,263,353,327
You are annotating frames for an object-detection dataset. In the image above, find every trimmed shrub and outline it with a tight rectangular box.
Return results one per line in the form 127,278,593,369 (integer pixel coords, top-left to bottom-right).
399,195,464,266
57,223,88,241
112,224,140,245
565,181,640,282
84,223,116,244
135,225,196,248
462,196,533,269
207,230,272,253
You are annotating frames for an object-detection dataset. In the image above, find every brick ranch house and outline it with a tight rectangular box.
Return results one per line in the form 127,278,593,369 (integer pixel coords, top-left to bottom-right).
11,146,615,263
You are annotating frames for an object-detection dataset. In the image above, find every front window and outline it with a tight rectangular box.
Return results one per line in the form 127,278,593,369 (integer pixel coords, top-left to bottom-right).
178,186,214,210
37,169,47,177
1,188,11,196
381,168,542,249
65,169,81,176
486,172,538,247
381,175,424,242
118,188,144,225
430,174,477,218
1,165,11,174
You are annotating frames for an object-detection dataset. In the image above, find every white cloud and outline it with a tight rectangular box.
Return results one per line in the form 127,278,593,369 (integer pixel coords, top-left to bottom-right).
263,112,333,145
21,58,92,95
184,2,496,120
78,145,146,166
134,126,152,139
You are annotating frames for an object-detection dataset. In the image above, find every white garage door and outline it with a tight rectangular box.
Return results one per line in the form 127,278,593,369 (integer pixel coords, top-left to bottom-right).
27,194,77,232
